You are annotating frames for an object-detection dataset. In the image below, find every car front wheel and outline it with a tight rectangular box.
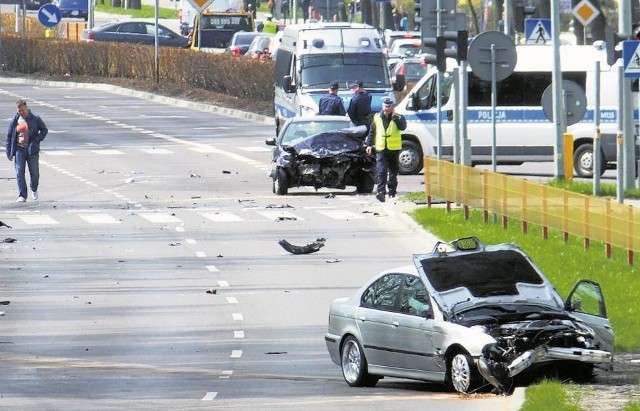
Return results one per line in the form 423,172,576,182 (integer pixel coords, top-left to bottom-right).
450,353,480,393
340,336,379,387
399,139,423,175
273,167,288,195
573,143,606,178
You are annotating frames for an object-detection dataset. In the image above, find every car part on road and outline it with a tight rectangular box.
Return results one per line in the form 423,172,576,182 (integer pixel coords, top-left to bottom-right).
278,238,326,254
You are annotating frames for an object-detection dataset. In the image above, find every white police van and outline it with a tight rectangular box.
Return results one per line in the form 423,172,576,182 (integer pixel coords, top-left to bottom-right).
273,22,405,134
395,43,639,176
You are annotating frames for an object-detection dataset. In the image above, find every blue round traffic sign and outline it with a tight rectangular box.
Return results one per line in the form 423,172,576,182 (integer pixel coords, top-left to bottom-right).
38,3,62,28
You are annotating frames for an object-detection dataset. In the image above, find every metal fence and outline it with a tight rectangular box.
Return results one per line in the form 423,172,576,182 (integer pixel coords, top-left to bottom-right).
423,157,639,264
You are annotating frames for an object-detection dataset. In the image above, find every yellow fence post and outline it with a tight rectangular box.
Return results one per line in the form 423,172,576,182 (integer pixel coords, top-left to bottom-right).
564,133,574,181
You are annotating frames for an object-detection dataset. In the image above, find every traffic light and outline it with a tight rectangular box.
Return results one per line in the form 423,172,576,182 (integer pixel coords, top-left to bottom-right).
423,36,446,72
605,29,627,66
423,30,468,72
414,0,422,31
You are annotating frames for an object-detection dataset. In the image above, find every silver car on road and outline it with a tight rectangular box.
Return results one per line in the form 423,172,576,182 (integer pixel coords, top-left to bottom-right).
325,237,614,394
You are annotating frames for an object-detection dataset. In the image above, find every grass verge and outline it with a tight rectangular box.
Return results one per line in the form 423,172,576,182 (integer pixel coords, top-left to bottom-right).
94,3,178,19
520,380,581,411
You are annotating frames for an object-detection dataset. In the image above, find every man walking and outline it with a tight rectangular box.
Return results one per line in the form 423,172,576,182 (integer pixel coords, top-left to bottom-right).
318,81,346,116
365,97,406,202
6,100,48,202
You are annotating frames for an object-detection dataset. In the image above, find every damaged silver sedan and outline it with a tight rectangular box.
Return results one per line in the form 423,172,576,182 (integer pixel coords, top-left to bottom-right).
324,237,614,394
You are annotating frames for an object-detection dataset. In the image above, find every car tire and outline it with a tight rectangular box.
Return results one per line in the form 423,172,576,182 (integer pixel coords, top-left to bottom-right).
449,353,481,393
399,139,423,175
340,336,379,387
273,167,288,195
356,172,375,194
573,143,605,178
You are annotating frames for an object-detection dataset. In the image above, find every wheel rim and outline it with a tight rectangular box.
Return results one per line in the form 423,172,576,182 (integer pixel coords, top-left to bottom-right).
341,340,362,384
399,148,419,173
579,151,593,172
451,354,471,393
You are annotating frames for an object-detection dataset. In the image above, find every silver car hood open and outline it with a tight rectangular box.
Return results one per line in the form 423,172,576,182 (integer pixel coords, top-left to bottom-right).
412,239,565,317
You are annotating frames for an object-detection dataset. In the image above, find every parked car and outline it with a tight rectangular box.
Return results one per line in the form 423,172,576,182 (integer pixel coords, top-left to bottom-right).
25,0,49,10
245,33,275,60
383,30,421,55
81,21,189,48
53,0,88,20
388,38,423,59
325,237,614,394
265,116,375,195
224,31,262,56
391,56,429,85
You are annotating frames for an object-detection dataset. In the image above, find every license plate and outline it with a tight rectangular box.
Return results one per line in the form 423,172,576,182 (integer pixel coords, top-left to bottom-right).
71,10,78,15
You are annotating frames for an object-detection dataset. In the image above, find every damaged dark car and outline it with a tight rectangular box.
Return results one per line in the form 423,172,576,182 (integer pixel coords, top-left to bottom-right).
265,116,375,195
325,237,614,394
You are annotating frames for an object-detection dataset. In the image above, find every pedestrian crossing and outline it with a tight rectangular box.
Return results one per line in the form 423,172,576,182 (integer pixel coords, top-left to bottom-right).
2,205,379,227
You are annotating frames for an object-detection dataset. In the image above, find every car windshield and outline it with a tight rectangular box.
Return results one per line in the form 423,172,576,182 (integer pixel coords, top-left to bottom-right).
419,250,544,297
299,54,391,89
281,120,351,145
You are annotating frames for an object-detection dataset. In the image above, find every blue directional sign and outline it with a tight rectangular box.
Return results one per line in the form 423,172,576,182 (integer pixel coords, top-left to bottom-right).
38,3,62,28
623,40,640,78
524,18,551,44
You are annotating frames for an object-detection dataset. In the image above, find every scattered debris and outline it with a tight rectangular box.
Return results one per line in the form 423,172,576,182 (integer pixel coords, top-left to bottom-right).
266,204,293,209
279,238,326,255
0,221,12,229
265,352,287,355
277,216,297,221
169,242,181,246
2,238,16,243
125,177,135,184
217,254,223,258
189,172,201,178
324,193,335,198
206,288,217,294
222,170,231,174
326,259,342,263
0,301,10,305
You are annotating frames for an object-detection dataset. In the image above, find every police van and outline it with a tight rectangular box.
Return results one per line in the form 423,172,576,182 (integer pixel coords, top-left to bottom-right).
273,22,405,134
394,43,639,176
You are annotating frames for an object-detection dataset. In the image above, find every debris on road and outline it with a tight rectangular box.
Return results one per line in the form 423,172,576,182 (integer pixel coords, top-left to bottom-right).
279,238,326,254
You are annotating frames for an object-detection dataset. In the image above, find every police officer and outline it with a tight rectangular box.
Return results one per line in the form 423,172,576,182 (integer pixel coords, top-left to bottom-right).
347,80,372,129
318,81,346,116
365,97,406,202
263,14,278,34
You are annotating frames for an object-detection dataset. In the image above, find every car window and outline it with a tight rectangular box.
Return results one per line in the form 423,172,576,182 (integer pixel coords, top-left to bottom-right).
361,273,403,311
399,275,431,316
120,22,146,34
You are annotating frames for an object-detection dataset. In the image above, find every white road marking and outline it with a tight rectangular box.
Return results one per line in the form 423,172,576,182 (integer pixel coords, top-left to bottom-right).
195,251,206,258
217,280,229,287
233,330,244,339
226,297,238,304
238,146,271,152
140,148,173,154
17,215,59,225
138,213,182,223
206,265,219,272
201,212,244,222
232,313,244,321
230,350,242,358
316,210,365,220
43,150,72,156
78,214,121,224
185,238,197,244
174,226,185,232
90,149,125,155
201,392,217,400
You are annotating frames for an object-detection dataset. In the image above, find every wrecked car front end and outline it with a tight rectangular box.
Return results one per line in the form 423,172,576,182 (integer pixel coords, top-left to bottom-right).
414,237,614,393
278,126,375,192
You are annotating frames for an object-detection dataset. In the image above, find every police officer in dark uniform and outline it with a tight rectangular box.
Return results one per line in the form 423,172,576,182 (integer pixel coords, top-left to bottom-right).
347,80,372,129
318,81,346,116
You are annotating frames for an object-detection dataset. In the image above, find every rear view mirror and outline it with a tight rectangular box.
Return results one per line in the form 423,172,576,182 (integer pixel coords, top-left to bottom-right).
283,75,296,93
394,74,405,92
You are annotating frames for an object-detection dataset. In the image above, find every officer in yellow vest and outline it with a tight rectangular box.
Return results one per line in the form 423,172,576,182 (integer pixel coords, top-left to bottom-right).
365,97,407,202
263,14,278,34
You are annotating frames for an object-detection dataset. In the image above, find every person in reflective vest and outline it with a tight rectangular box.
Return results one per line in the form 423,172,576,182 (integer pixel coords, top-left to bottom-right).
365,97,406,202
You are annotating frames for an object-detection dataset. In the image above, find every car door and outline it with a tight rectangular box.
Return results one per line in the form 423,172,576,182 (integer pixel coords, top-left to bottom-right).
565,280,615,353
118,22,150,45
388,275,441,373
355,273,402,368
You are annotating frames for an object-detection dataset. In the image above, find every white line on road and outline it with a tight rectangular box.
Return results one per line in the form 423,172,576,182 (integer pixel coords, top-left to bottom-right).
230,350,242,358
226,297,238,304
233,330,245,339
195,251,206,258
232,313,244,321
201,392,218,400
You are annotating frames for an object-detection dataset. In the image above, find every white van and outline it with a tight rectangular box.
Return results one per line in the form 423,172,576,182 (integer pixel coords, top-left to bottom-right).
273,22,405,134
395,43,639,176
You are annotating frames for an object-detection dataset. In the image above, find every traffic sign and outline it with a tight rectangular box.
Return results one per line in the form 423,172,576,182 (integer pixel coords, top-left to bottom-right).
572,0,599,26
467,31,517,82
541,80,587,126
524,19,551,45
186,0,215,13
37,3,61,28
623,40,640,78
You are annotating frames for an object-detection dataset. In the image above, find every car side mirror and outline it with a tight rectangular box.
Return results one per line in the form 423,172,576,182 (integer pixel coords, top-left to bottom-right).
406,93,417,111
283,75,296,93
265,137,276,146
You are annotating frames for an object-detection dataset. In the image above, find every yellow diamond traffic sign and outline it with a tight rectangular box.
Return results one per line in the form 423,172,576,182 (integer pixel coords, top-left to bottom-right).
187,0,215,13
572,0,600,26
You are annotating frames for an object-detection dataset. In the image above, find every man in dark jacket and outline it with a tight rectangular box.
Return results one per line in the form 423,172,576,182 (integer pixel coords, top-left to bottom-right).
6,99,48,202
318,81,346,116
347,80,372,129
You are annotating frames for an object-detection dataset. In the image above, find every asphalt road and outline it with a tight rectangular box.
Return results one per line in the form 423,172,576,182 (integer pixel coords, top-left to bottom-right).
0,79,524,410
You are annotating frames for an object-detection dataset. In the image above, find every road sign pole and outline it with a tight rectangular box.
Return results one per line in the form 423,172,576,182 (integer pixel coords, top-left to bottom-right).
491,44,497,173
593,61,601,195
551,0,565,179
618,65,625,203
460,59,470,166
